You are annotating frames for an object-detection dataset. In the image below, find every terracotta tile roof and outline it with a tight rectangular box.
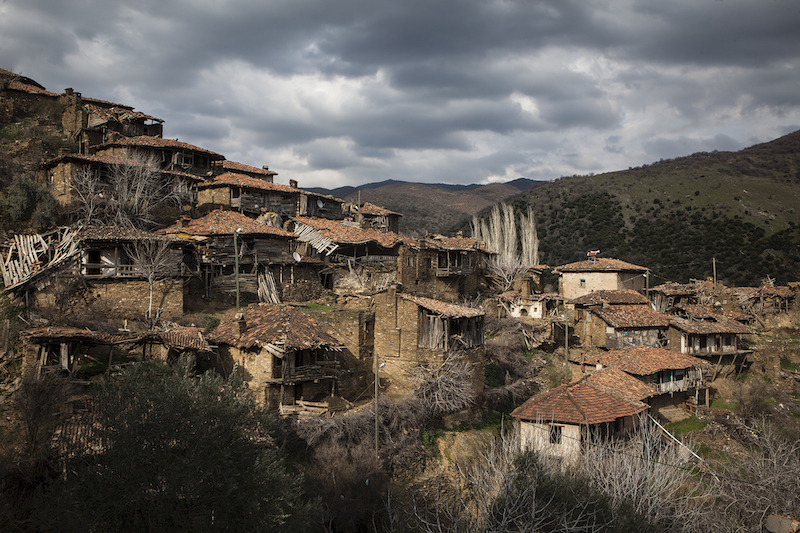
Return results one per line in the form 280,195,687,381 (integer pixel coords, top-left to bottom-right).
161,209,295,238
0,68,48,91
5,79,59,96
399,293,484,318
675,304,752,322
158,326,211,351
419,233,484,251
40,152,132,169
570,289,649,306
593,305,670,328
209,304,342,350
97,136,225,159
293,216,411,248
571,346,704,375
85,102,162,123
670,315,754,335
358,202,402,217
651,282,699,296
554,257,648,273
583,367,656,402
200,172,342,202
222,160,278,176
511,370,649,425
77,225,175,243
22,326,135,345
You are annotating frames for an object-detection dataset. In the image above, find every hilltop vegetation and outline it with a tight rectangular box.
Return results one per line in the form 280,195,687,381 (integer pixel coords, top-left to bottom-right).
456,130,800,286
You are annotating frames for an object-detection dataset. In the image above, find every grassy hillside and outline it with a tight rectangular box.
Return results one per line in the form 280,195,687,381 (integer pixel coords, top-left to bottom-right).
455,130,800,286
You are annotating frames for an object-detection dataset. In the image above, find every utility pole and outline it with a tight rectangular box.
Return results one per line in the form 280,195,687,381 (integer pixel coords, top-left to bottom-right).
374,352,383,459
234,228,242,307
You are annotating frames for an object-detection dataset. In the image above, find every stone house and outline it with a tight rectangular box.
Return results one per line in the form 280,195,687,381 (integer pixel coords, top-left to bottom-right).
289,216,413,293
2,226,186,322
208,304,343,411
197,172,344,220
21,326,137,378
343,202,402,233
160,209,306,303
396,233,490,302
40,140,219,208
495,291,563,320
372,287,485,399
667,314,753,361
60,89,164,154
93,136,224,179
570,346,707,421
573,300,670,350
512,368,652,466
553,256,649,300
650,282,701,314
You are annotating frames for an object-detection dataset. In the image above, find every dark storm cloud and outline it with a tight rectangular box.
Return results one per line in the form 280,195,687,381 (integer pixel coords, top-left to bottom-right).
1,0,798,187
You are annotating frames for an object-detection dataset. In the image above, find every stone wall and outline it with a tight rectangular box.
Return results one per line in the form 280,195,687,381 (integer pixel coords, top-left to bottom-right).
36,278,184,322
373,289,485,399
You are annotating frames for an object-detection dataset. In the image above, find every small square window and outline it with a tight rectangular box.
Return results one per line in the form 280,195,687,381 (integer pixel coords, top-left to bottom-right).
580,279,586,288
549,425,562,444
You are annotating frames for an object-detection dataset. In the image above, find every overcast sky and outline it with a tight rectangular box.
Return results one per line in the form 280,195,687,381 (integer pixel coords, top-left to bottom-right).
2,0,799,189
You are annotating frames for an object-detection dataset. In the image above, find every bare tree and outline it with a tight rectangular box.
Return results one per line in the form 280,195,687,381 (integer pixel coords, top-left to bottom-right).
718,419,800,532
472,203,540,292
411,352,477,416
70,151,183,229
125,238,176,328
580,417,718,532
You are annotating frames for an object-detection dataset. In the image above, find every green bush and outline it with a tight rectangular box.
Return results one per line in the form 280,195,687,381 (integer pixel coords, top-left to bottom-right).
33,358,318,532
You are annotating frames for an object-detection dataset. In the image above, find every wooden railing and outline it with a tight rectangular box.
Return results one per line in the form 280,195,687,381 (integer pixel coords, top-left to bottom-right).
435,265,474,277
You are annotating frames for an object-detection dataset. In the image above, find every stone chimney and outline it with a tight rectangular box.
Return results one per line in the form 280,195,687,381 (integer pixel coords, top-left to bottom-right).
289,179,298,189
235,313,247,337
262,166,273,183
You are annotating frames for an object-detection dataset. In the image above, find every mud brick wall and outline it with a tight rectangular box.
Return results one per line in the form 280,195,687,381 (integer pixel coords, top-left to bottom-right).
86,278,184,321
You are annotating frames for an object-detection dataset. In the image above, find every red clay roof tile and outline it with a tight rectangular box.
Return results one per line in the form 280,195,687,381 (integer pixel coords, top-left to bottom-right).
554,257,648,273
161,209,295,238
209,304,341,350
571,346,703,375
593,305,670,328
399,293,484,318
511,369,649,425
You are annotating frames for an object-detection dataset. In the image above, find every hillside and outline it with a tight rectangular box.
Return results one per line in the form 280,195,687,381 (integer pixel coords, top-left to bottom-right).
308,178,540,236
455,130,800,287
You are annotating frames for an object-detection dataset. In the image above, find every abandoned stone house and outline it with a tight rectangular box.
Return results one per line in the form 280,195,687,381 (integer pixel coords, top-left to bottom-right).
572,300,670,350
650,282,702,314
512,367,652,465
1,226,187,322
554,256,649,300
371,287,485,399
288,216,413,294
21,326,137,379
343,201,402,233
396,233,490,302
39,137,223,208
160,209,308,304
208,304,343,412
197,171,344,220
667,315,753,378
59,89,164,154
569,346,707,421
494,291,563,320
0,68,61,123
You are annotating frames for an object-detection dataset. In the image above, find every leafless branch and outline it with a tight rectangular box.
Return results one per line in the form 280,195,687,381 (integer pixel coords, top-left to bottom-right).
411,352,476,416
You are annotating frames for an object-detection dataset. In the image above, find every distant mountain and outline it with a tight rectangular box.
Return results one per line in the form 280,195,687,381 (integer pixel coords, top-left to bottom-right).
457,130,800,287
308,179,542,236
